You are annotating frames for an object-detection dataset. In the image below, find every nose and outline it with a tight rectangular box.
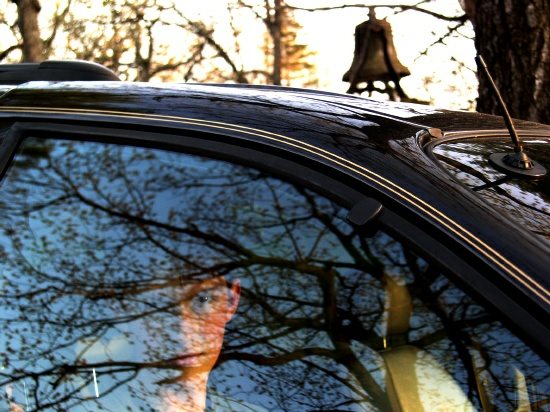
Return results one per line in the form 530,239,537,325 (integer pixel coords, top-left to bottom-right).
179,307,202,346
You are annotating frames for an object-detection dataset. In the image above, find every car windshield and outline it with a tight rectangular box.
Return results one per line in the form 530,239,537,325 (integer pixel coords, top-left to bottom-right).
0,137,548,411
432,137,550,244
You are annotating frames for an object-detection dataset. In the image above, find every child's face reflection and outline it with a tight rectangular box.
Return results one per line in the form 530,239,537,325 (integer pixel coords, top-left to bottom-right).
176,277,240,374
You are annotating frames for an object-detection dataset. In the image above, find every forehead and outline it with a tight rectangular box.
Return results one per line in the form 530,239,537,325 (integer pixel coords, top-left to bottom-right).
180,276,228,295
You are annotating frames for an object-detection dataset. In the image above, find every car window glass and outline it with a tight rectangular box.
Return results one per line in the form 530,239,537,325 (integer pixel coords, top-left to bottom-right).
0,137,548,411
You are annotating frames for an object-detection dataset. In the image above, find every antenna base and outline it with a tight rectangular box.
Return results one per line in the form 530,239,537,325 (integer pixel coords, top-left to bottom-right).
489,152,547,179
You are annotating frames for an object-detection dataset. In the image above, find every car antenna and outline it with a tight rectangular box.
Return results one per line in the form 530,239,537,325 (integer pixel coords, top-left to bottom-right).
475,54,546,179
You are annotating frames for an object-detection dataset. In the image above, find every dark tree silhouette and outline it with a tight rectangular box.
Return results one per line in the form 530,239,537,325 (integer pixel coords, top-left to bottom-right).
463,0,550,124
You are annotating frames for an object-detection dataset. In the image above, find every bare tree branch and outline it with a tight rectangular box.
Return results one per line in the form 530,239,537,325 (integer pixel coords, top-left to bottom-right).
43,0,73,55
0,43,22,61
165,5,248,83
286,2,467,22
414,20,468,61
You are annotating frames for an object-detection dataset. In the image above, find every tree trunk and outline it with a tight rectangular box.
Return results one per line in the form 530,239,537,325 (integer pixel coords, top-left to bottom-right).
272,0,283,85
470,0,550,124
11,0,43,62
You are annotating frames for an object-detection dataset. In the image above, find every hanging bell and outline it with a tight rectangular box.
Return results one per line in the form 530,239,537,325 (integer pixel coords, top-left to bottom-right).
343,10,410,90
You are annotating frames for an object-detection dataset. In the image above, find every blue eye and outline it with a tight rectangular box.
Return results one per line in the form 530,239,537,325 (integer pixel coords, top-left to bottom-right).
191,291,214,314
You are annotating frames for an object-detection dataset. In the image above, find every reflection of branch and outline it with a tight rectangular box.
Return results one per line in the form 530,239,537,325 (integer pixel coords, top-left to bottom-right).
225,322,310,353
67,178,351,283
137,220,206,272
35,368,138,411
301,358,370,400
409,314,492,347
4,362,138,411
407,253,486,409
220,347,334,365
266,180,304,260
320,267,390,410
298,186,380,274
436,153,550,220
22,194,73,214
70,188,255,258
333,340,390,410
6,356,184,392
468,339,510,410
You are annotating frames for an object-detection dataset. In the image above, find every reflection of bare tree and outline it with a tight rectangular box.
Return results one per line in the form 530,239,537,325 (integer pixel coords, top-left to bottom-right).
0,138,548,411
433,140,550,241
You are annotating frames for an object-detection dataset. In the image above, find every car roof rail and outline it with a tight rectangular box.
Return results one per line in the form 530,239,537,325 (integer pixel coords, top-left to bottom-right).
0,60,120,84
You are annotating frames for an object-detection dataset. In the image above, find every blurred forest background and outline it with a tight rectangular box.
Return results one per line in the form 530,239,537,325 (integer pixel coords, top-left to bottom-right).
1,0,549,123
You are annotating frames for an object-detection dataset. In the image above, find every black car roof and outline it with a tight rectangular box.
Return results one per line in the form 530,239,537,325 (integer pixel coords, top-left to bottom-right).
2,80,549,132
0,60,120,84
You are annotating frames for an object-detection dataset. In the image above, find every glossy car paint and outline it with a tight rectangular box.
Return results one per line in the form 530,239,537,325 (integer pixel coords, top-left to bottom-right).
0,81,549,353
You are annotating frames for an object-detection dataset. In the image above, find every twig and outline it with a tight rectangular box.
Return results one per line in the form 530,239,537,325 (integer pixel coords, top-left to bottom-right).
414,21,467,61
286,2,467,22
0,43,22,61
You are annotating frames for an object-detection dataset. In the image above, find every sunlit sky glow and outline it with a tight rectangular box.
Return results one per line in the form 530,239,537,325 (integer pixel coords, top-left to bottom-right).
179,0,478,109
1,0,478,110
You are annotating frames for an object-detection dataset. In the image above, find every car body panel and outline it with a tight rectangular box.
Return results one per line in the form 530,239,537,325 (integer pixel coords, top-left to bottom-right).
0,81,549,316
